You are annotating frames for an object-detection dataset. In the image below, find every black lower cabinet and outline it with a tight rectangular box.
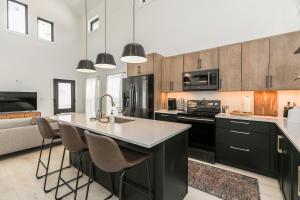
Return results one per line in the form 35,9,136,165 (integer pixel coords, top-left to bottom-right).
155,113,177,122
278,131,300,200
216,118,278,178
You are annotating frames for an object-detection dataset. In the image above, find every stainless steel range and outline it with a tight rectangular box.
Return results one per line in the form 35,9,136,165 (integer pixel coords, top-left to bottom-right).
177,100,221,163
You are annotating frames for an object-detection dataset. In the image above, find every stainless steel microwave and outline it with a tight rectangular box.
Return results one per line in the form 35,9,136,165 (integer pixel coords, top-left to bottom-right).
183,69,219,91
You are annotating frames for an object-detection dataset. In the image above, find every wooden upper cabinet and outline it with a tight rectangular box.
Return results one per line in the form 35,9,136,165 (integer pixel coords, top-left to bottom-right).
127,54,154,77
183,51,201,72
162,55,184,92
199,48,219,70
219,44,242,91
269,31,300,90
242,38,270,91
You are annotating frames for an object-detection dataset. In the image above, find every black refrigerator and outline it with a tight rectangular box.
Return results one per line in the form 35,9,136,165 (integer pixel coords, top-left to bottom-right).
122,75,154,119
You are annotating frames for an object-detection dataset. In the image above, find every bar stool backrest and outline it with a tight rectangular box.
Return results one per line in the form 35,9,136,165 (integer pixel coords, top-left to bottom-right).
59,124,87,153
84,131,128,173
36,117,57,139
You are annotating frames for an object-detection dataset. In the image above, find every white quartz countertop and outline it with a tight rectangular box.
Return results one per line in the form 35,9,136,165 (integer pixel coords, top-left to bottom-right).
50,113,191,149
216,113,300,152
155,110,183,115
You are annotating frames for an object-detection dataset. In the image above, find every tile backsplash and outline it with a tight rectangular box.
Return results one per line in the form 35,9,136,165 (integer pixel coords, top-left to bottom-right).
167,90,300,117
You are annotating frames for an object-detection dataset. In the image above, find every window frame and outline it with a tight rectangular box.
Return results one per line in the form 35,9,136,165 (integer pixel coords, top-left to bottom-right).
89,17,99,32
37,17,54,42
7,0,28,34
53,79,76,115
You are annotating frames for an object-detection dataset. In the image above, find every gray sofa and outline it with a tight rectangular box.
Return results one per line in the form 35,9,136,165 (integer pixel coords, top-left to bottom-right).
0,118,59,156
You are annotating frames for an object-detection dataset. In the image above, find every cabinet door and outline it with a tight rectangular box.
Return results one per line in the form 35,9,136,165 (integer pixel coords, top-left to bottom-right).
183,51,200,72
155,113,177,122
269,31,300,90
280,137,293,200
172,55,184,92
199,48,219,70
219,44,242,91
162,55,184,92
242,38,270,91
127,54,154,77
162,57,174,92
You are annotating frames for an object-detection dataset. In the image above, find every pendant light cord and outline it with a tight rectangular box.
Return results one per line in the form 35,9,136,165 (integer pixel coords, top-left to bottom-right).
133,0,135,43
105,0,107,53
85,0,88,59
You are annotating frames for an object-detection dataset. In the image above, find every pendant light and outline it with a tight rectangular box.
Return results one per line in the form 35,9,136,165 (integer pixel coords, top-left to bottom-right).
77,0,96,73
121,0,147,64
95,0,116,69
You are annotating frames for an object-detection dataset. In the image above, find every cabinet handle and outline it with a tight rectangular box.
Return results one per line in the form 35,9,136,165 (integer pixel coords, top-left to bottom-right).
169,82,171,91
266,76,269,89
230,146,250,152
230,120,250,125
160,114,170,117
171,82,174,91
277,135,284,154
137,66,141,74
219,79,222,90
198,59,201,69
230,130,250,135
270,75,273,88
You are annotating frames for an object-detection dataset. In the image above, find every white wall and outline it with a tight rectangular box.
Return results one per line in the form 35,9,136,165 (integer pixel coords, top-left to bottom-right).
0,0,86,116
85,0,300,114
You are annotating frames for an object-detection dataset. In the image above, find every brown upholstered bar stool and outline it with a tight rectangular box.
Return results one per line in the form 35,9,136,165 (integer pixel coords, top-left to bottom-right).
84,131,152,200
35,117,72,193
55,124,93,200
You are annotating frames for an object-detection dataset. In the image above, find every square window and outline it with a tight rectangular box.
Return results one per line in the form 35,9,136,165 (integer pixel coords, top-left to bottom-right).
7,0,28,34
37,18,54,42
90,17,99,32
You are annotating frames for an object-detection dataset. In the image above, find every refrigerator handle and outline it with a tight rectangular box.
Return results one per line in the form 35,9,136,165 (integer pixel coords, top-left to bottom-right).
133,84,136,113
130,84,133,113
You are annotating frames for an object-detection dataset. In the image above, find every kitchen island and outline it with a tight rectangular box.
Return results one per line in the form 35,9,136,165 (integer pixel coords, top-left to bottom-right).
51,113,191,200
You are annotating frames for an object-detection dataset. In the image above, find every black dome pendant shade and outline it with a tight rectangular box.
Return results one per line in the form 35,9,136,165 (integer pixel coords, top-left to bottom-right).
121,43,147,63
95,0,117,69
76,60,96,73
95,53,116,69
76,0,96,73
121,0,147,64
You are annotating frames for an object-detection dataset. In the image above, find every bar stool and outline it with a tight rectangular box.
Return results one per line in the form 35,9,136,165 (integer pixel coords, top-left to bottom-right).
84,131,152,200
55,124,93,200
35,117,72,193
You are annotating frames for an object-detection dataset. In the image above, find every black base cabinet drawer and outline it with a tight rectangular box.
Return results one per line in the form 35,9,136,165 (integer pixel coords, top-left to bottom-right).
216,128,269,151
155,113,177,122
216,118,271,134
216,143,271,176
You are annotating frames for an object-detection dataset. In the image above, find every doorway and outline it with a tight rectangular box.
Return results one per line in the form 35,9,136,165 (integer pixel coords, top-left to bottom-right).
53,79,75,115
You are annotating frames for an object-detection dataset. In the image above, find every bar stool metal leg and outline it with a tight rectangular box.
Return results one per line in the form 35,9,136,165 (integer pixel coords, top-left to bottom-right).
119,170,127,200
85,161,94,200
56,150,92,200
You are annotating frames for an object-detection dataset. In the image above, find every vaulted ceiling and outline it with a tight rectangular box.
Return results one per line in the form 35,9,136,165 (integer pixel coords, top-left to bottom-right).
64,0,104,15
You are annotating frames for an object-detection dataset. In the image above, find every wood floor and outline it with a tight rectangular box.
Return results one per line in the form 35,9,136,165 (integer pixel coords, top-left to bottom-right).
0,145,284,200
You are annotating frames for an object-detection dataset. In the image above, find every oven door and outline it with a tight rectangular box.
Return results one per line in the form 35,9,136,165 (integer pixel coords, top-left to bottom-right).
177,116,215,151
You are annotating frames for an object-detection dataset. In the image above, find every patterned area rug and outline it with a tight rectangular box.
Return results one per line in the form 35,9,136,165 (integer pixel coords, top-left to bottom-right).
188,160,260,200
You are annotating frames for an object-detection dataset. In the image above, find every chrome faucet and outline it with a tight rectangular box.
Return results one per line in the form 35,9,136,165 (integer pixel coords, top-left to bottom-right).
97,94,115,121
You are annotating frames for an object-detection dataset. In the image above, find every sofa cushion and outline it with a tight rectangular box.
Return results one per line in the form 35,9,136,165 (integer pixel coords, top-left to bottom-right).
0,118,33,130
